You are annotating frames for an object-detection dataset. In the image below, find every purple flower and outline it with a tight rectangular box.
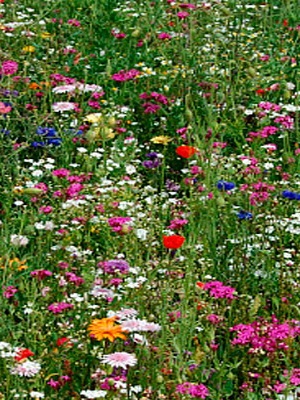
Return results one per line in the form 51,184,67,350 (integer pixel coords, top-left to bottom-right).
98,259,130,274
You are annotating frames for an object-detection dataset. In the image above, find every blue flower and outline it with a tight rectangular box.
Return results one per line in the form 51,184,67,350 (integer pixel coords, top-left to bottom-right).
282,191,300,200
237,211,253,220
217,180,235,191
46,138,62,146
31,141,46,148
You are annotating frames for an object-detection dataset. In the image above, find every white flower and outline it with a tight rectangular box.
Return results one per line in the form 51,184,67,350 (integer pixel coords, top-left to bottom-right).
286,82,295,90
101,352,137,369
10,360,41,377
136,228,148,241
52,84,78,94
80,389,107,398
52,102,76,112
125,164,136,175
29,391,45,398
10,234,29,247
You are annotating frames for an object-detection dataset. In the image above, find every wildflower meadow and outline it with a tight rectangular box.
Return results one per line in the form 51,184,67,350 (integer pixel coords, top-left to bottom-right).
1,0,300,398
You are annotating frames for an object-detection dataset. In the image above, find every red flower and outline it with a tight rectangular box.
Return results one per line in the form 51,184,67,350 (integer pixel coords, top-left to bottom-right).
15,348,34,362
256,89,266,96
176,145,197,158
163,235,185,249
196,281,205,289
56,337,72,347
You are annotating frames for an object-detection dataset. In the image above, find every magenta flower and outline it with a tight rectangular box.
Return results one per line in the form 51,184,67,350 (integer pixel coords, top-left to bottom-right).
176,382,209,398
177,11,189,19
3,285,18,299
31,270,53,280
108,217,132,234
158,32,172,40
204,281,237,299
111,69,140,82
1,60,18,75
48,302,74,314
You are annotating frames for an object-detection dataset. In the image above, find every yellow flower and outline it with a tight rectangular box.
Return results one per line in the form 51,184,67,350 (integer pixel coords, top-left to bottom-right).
83,113,103,124
87,317,127,342
150,135,172,145
0,257,28,271
40,32,52,39
22,46,35,53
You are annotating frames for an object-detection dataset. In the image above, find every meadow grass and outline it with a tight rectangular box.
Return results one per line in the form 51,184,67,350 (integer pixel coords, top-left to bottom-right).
0,0,300,399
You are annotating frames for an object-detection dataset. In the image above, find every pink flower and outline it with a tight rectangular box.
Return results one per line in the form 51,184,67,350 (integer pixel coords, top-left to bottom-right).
176,382,209,399
158,32,172,40
52,168,70,178
142,103,161,114
67,19,81,27
39,205,53,214
204,281,237,299
1,60,18,75
31,270,53,280
3,285,18,298
48,302,74,314
111,69,140,82
177,11,190,19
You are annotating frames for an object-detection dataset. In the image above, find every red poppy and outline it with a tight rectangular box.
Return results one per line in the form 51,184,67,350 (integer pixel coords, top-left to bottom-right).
15,348,34,362
176,145,197,158
196,281,205,289
163,235,185,249
56,337,72,347
256,89,266,96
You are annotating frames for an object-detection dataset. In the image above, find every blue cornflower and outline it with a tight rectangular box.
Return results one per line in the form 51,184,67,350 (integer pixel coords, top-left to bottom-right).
31,141,46,148
237,211,253,220
282,191,300,200
217,180,236,191
36,126,57,136
46,138,62,146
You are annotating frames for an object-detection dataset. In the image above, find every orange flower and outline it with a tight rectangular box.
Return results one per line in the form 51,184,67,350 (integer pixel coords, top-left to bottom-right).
176,145,197,158
87,317,127,342
163,235,185,249
28,82,42,90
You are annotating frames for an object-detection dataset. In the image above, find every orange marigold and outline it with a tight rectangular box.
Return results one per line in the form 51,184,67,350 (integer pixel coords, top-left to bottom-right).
87,317,127,342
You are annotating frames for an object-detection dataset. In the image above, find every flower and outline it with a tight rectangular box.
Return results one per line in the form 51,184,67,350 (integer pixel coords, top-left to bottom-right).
80,390,107,399
150,135,172,145
15,348,34,362
176,145,197,158
87,317,127,342
216,180,235,191
237,211,253,220
163,235,185,249
52,102,76,112
176,382,209,398
10,234,29,246
1,60,18,75
10,360,41,377
282,190,300,200
101,352,137,369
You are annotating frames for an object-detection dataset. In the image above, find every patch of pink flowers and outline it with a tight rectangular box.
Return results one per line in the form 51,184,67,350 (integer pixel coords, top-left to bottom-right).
111,69,140,82
108,216,132,234
48,302,74,314
176,382,209,398
230,316,300,354
203,281,237,300
1,60,18,75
